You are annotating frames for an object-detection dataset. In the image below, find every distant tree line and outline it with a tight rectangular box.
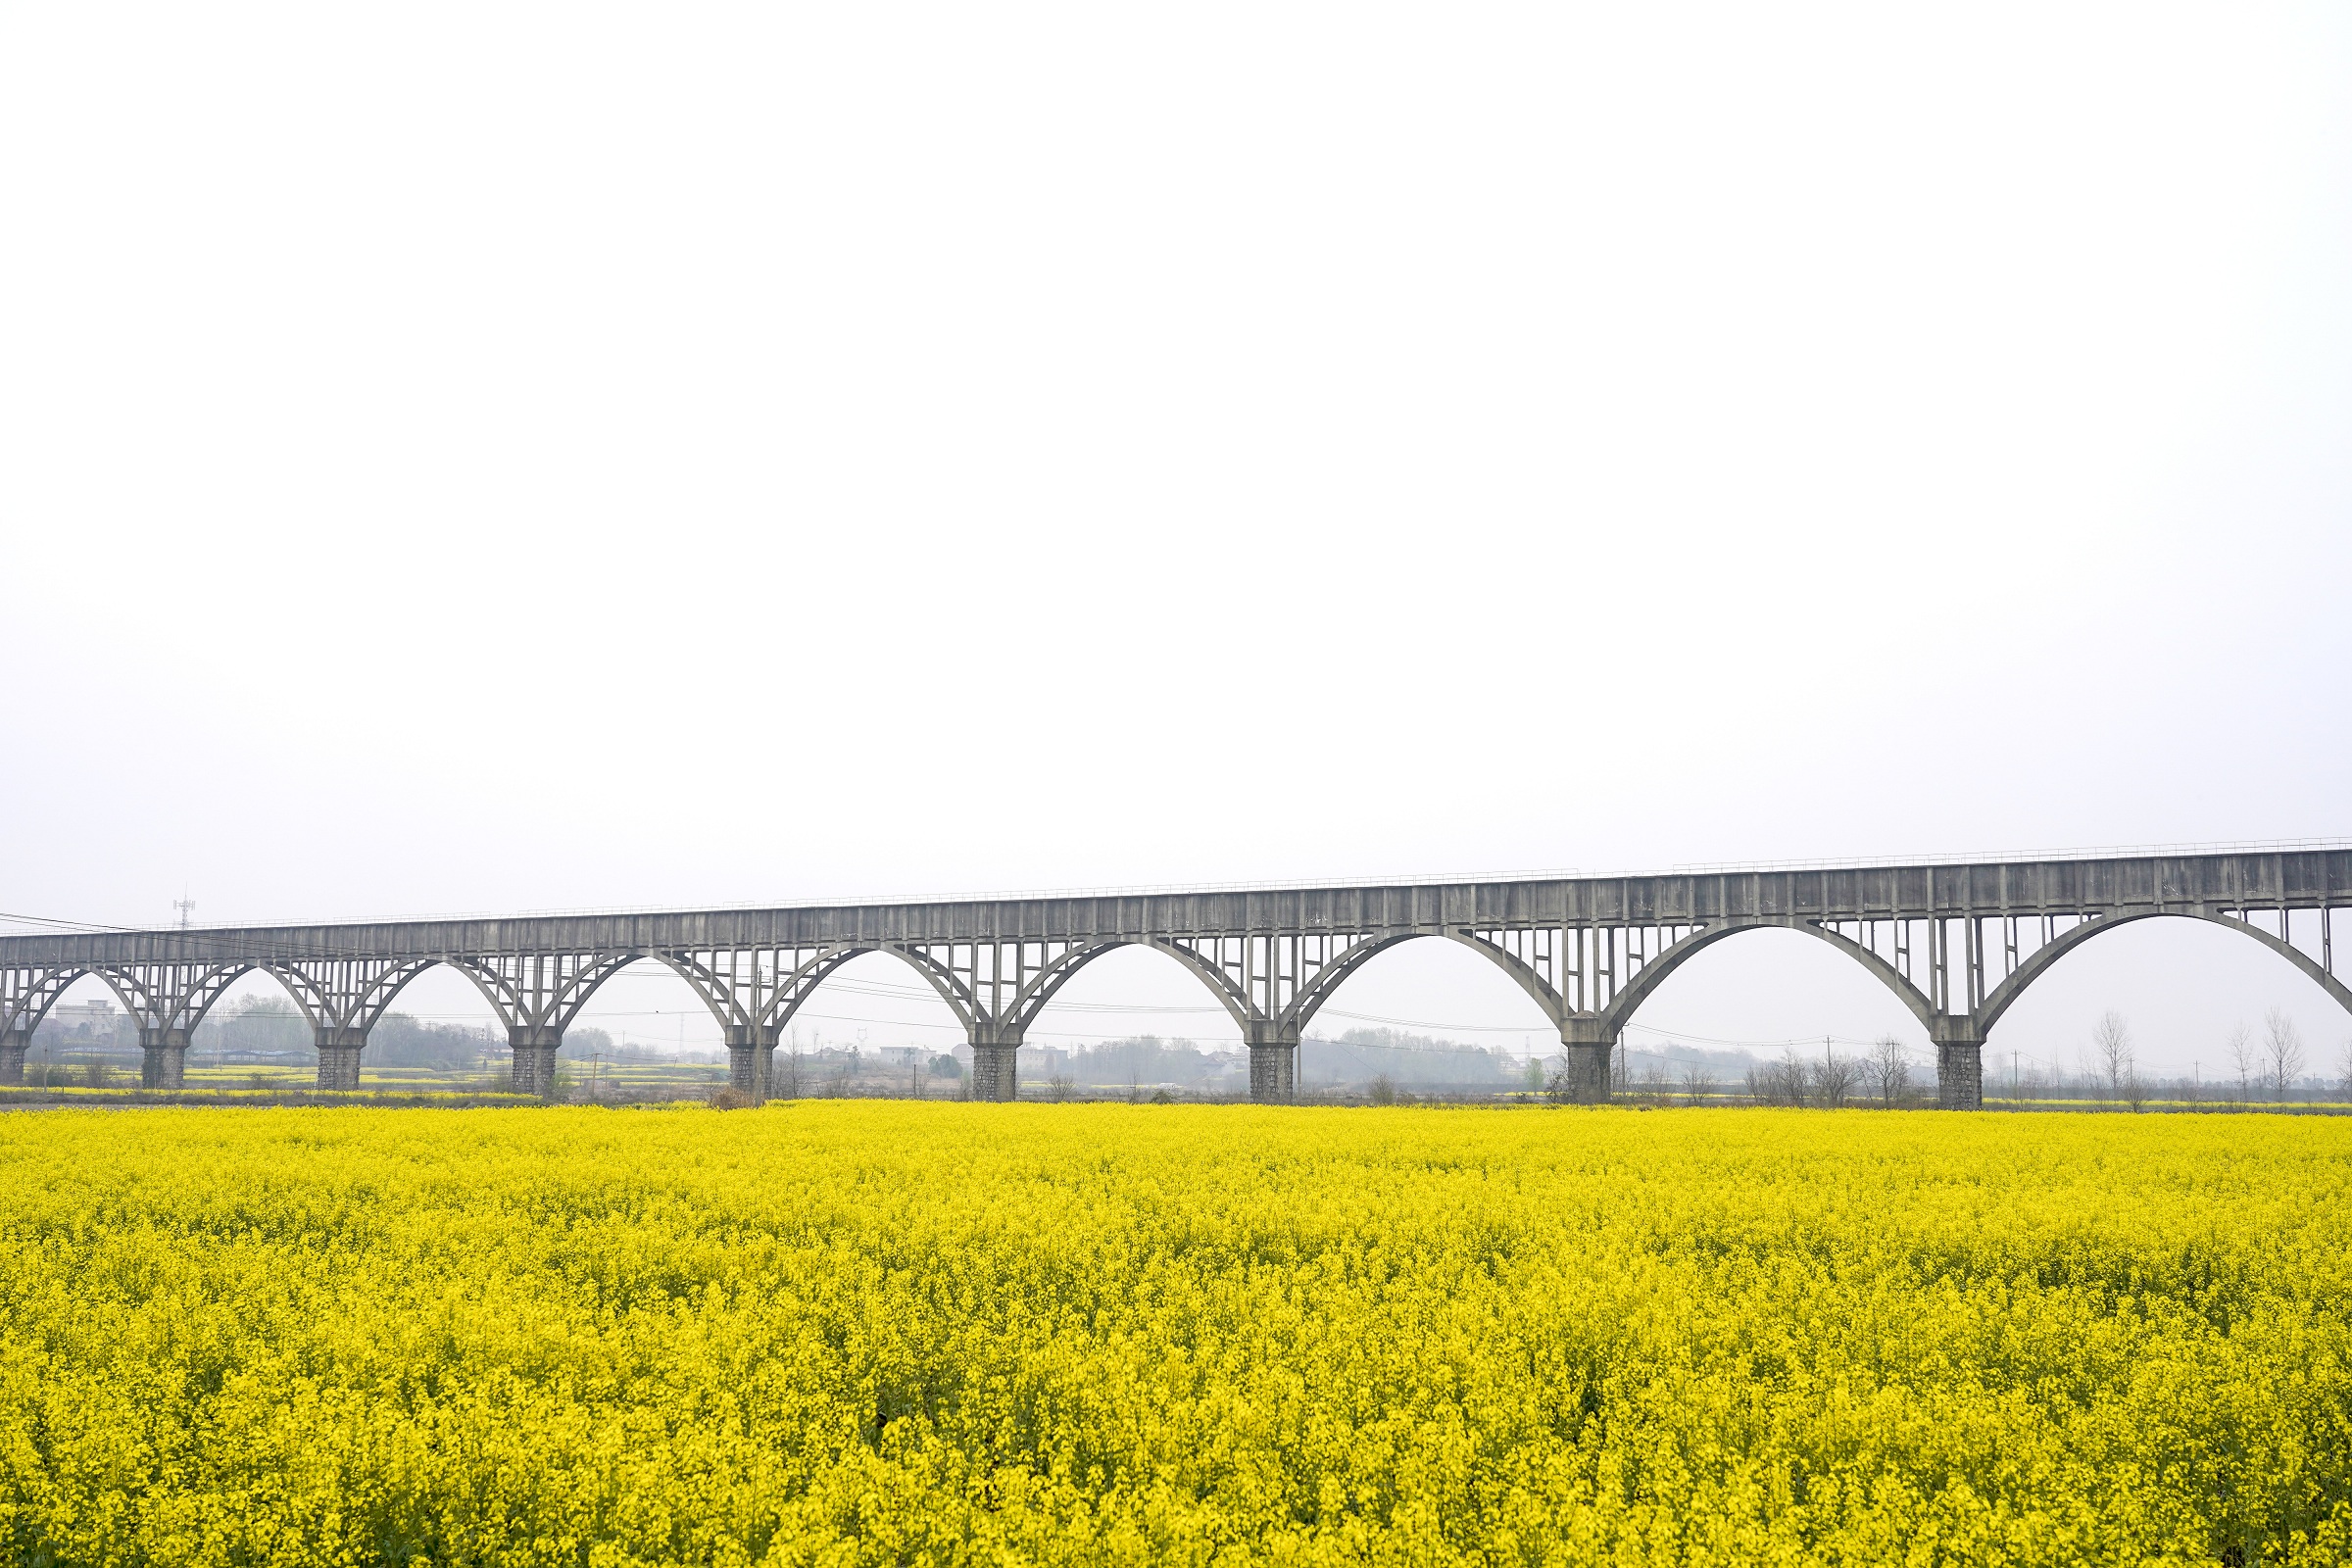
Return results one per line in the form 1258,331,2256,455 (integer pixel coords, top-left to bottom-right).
1301,1029,1519,1088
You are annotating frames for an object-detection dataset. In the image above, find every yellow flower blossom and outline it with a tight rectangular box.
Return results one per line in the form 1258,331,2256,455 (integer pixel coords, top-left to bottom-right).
0,1103,2342,1566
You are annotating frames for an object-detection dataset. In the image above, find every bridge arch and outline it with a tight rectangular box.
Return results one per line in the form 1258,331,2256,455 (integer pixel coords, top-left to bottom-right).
7,967,135,1035
740,944,983,1036
337,956,499,1034
173,964,352,1046
1279,930,1563,1042
1977,910,2352,1037
1001,938,1257,1041
243,965,327,1029
22,962,281,1037
1593,918,1941,1040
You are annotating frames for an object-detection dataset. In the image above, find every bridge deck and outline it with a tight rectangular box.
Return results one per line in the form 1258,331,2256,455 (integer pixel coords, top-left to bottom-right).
3,850,2345,963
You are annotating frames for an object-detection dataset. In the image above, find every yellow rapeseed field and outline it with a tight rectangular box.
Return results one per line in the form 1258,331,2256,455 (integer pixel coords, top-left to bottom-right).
0,1103,2344,1567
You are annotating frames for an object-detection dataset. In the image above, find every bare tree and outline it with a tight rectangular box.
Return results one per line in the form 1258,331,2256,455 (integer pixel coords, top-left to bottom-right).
1544,1054,1578,1102
1745,1051,1807,1106
2091,1011,2132,1107
1809,1047,1860,1109
1866,1036,1911,1108
2226,1023,2258,1108
1636,1059,1670,1103
2264,1007,2306,1104
1681,1063,1718,1106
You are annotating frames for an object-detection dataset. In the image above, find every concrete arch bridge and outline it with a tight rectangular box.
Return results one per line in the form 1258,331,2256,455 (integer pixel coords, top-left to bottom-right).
2,847,2346,1107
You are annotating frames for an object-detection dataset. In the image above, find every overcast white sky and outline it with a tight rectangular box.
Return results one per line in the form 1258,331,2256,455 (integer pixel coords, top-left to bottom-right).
3,5,2347,1074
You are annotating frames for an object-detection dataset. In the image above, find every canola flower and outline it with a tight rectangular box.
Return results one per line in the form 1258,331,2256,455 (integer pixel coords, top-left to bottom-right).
0,1102,2344,1566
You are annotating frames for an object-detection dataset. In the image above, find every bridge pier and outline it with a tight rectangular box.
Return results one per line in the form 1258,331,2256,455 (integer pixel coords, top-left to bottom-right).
139,1026,191,1090
316,1026,367,1091
1244,1021,1297,1103
969,1036,1020,1102
1554,1024,1614,1104
509,1027,562,1099
0,1029,27,1087
725,1025,777,1102
1935,1027,1984,1110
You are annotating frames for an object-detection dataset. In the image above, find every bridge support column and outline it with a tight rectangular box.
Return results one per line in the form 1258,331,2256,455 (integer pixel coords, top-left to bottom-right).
140,1027,191,1090
968,1030,1020,1102
725,1025,777,1103
0,1030,28,1087
509,1028,562,1100
316,1027,366,1091
1554,1023,1614,1105
1245,1020,1297,1103
1935,1025,1984,1110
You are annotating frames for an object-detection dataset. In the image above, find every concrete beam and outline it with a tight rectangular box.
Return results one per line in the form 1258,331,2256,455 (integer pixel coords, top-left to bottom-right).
1,850,2339,966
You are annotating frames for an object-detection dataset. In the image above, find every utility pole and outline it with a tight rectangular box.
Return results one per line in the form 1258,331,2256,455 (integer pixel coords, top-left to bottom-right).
173,895,195,929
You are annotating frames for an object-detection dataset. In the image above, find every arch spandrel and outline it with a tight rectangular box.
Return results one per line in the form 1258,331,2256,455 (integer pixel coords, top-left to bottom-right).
442,951,640,1036
1590,918,1943,1040
0,967,167,1043
999,938,1259,1041
1275,932,1420,1037
1975,909,2352,1038
172,964,272,1034
347,957,493,1034
1273,930,1570,1040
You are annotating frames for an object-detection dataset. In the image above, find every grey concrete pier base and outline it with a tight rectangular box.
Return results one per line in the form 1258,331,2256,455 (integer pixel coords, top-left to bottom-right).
510,1028,562,1099
1936,1035,1984,1110
316,1027,366,1091
140,1027,190,1090
969,1043,1019,1102
1247,1045,1295,1103
0,1032,26,1087
1244,1021,1298,1103
724,1046,760,1099
1554,1027,1614,1104
724,1026,778,1102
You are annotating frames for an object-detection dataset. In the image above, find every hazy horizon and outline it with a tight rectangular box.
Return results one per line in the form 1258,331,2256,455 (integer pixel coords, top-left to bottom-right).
4,4,2347,1077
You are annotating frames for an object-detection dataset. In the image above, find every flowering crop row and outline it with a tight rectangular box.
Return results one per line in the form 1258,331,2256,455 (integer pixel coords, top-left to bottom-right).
0,1103,2344,1565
